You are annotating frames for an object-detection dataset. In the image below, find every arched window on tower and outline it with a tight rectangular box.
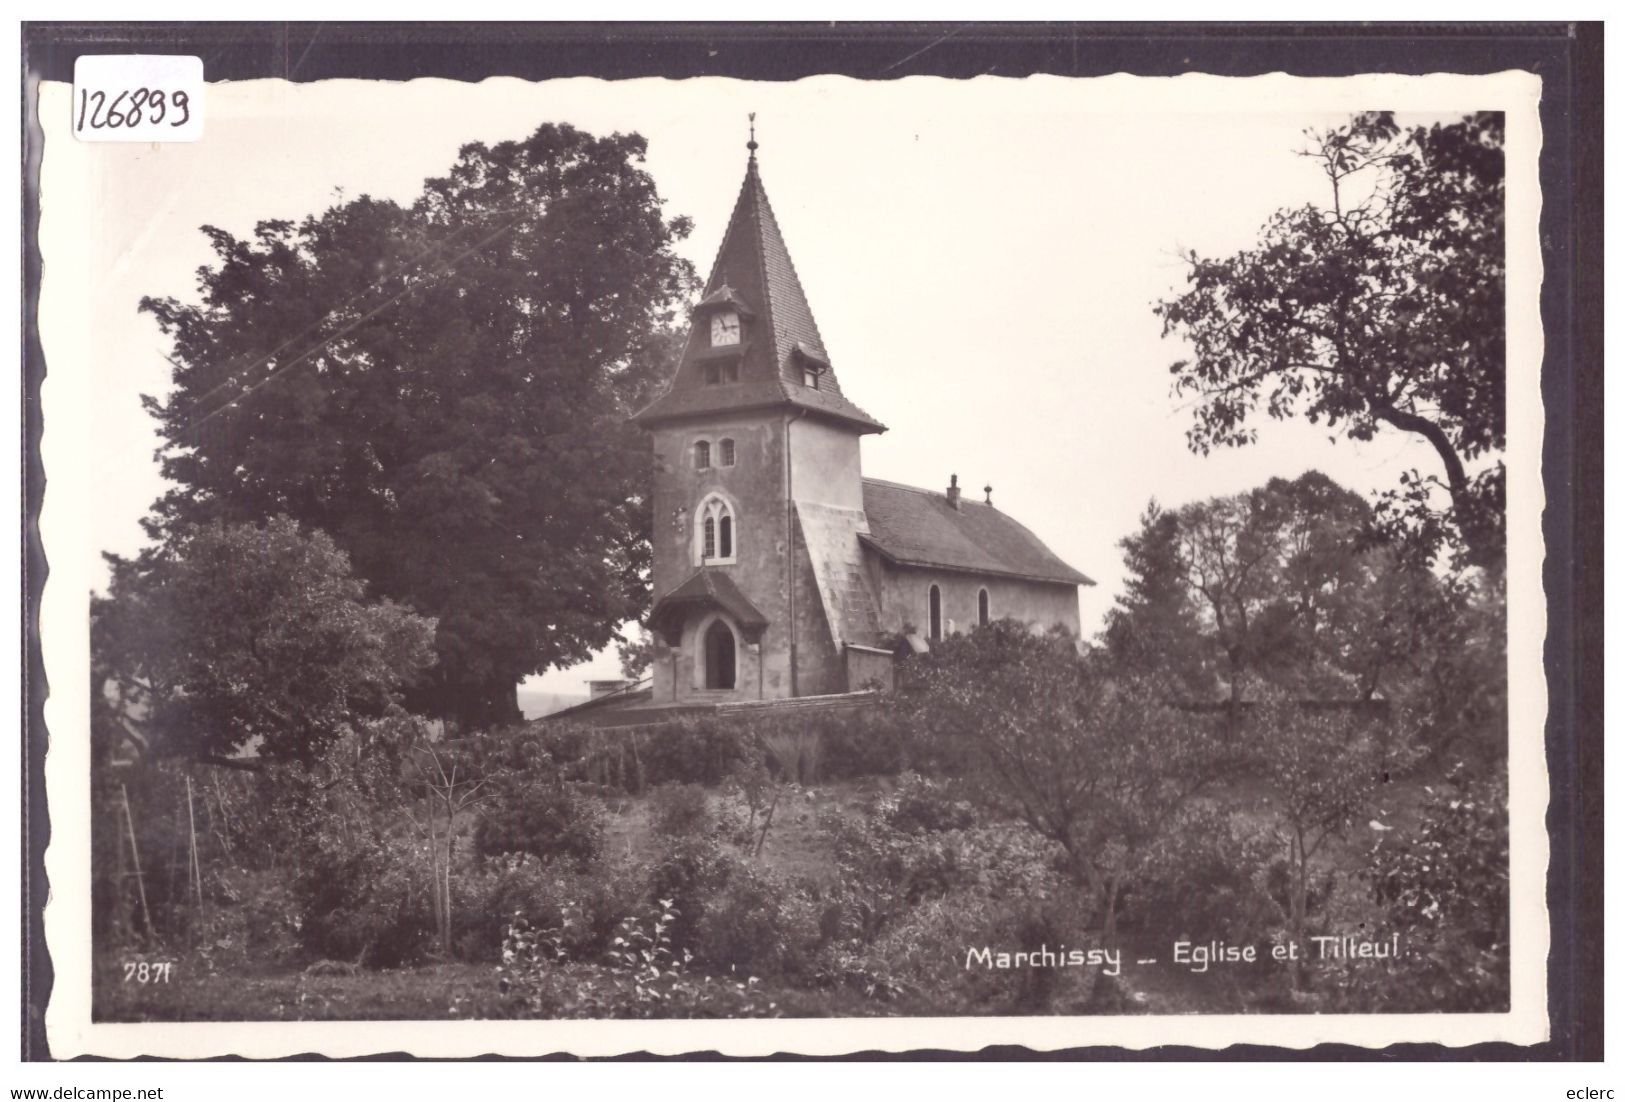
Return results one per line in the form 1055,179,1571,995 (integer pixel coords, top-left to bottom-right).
694,440,711,470
696,496,737,565
978,588,991,627
928,584,943,642
719,438,736,467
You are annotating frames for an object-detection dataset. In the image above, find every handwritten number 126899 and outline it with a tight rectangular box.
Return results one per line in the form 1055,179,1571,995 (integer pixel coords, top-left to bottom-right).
76,87,191,133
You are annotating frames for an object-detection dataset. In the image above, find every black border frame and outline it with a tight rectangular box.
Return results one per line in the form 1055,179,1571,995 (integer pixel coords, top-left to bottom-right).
19,20,1604,1062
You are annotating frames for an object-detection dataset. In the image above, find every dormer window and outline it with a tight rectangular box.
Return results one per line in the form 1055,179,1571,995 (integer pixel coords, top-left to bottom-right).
710,310,741,347
704,361,739,386
791,341,828,390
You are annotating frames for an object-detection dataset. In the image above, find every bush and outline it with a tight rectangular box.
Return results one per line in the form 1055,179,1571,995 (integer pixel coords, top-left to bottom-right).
204,866,301,970
292,832,434,968
1367,766,1508,948
452,854,555,961
473,781,606,869
525,704,913,794
881,773,978,834
648,783,713,839
644,836,741,956
634,718,757,787
492,719,757,794
820,800,1065,950
455,853,647,963
97,761,331,945
1329,765,1509,1011
693,863,820,977
497,902,785,1019
817,703,910,780
1122,806,1278,944
821,883,1102,1014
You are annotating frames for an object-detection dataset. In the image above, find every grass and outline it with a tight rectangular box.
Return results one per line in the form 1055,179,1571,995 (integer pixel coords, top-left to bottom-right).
96,960,506,1022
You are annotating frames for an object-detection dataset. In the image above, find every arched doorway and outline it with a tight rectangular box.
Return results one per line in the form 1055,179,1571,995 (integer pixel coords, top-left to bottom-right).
704,619,737,690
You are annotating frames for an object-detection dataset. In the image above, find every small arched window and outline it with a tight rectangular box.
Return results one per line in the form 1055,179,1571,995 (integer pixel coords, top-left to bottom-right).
978,588,991,627
696,496,737,564
719,438,736,467
928,584,943,642
694,440,711,470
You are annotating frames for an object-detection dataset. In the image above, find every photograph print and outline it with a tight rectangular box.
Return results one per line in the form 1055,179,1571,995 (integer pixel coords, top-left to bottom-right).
36,61,1548,1056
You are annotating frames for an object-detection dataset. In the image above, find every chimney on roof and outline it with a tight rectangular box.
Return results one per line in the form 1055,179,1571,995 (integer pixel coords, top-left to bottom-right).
984,484,993,505
946,474,961,511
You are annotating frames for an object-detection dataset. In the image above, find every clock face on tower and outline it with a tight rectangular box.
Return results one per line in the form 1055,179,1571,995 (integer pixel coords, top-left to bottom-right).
710,311,741,347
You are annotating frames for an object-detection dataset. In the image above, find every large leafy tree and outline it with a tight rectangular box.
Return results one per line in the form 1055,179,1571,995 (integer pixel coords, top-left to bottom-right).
1108,471,1464,716
93,517,437,765
1155,112,1506,568
139,124,696,727
1164,473,1373,709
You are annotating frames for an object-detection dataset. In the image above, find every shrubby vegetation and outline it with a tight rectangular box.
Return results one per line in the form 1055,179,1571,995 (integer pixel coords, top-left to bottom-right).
473,780,607,870
93,516,436,766
1329,766,1510,1011
92,113,1509,1022
92,464,1510,1020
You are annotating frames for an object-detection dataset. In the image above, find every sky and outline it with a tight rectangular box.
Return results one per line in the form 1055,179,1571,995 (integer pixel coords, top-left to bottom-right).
40,75,1491,696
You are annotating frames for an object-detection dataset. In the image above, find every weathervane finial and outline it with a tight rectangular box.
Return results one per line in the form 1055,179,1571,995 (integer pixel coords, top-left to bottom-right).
747,112,758,159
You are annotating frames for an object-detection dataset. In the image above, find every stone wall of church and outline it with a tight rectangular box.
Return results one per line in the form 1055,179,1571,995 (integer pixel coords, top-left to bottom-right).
870,564,1081,640
648,415,794,704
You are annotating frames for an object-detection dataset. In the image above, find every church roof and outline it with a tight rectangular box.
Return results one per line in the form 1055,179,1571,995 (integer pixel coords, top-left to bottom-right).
633,151,886,434
859,478,1094,587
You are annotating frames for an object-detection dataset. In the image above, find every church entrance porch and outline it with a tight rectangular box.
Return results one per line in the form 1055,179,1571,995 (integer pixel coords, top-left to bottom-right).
646,567,769,703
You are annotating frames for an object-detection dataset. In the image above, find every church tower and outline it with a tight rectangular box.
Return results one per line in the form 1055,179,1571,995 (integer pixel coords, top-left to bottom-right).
632,129,886,703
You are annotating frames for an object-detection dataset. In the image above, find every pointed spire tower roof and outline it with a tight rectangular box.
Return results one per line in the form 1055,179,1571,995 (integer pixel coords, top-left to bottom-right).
632,129,885,434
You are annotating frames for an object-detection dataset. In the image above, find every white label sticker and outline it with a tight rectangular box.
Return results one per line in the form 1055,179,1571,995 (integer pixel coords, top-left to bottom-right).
72,54,203,142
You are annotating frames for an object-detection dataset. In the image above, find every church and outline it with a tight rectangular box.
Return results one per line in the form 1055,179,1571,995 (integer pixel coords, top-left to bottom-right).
574,134,1090,717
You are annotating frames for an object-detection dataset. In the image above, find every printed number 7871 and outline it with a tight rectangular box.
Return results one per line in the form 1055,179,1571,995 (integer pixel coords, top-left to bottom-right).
123,961,174,984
